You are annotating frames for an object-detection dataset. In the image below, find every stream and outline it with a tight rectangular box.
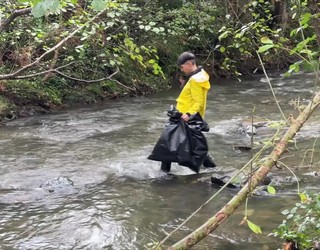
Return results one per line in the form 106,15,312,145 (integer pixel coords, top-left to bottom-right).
0,72,319,250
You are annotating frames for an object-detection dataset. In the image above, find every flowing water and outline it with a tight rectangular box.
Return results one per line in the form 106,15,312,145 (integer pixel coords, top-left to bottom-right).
0,72,319,250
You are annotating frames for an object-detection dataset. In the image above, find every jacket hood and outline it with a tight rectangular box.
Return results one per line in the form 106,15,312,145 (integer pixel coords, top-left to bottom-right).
190,68,210,89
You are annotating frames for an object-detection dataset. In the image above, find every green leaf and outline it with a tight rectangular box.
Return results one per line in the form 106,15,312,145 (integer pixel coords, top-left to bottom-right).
107,21,114,27
299,193,308,203
300,13,312,26
91,0,106,11
247,220,262,234
267,185,276,195
260,37,273,44
220,46,225,53
31,2,46,18
28,0,42,4
43,0,59,12
152,27,160,33
258,44,274,53
218,30,231,40
288,63,300,73
300,49,312,55
145,25,151,31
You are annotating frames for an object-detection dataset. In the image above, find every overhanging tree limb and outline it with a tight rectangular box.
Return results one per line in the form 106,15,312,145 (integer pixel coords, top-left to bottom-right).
0,9,106,80
166,90,320,250
0,7,32,33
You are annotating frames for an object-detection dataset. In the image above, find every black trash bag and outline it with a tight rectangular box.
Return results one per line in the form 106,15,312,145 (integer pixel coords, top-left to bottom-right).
148,109,208,173
167,106,209,132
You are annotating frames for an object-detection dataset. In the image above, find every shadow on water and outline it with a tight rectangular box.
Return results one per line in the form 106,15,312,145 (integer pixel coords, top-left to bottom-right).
0,72,319,249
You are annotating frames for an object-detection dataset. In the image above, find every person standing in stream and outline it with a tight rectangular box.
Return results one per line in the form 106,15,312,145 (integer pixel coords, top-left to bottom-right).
161,51,216,172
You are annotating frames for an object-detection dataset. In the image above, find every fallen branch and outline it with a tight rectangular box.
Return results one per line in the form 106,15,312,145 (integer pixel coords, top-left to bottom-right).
165,90,320,250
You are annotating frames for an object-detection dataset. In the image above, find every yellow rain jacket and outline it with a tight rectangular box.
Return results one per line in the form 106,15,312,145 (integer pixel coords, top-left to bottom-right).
176,68,210,118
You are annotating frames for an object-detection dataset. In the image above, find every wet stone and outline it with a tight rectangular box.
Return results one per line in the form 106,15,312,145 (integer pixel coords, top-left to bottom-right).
40,176,74,193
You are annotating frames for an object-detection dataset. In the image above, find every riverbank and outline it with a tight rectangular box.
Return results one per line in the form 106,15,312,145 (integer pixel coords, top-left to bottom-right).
0,56,315,124
0,73,166,123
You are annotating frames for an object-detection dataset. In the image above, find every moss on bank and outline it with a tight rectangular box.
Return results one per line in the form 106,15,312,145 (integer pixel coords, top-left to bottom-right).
0,69,169,123
0,95,13,120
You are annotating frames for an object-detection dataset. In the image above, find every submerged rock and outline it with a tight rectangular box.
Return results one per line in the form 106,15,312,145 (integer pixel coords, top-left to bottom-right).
210,174,241,189
210,173,272,196
233,145,252,151
238,117,273,137
40,176,74,193
238,125,257,136
302,171,319,177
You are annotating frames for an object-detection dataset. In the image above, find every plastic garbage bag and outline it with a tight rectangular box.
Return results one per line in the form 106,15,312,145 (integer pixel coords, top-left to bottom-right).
148,107,208,173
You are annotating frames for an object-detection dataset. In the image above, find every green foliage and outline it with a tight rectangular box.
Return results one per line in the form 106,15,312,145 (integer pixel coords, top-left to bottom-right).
3,79,62,106
272,193,320,250
247,219,263,234
0,0,164,85
0,95,10,113
267,185,276,195
217,0,286,76
31,0,60,17
1,0,320,115
255,0,320,77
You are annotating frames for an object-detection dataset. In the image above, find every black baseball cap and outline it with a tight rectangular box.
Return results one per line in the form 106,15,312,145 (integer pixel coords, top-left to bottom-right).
177,51,196,65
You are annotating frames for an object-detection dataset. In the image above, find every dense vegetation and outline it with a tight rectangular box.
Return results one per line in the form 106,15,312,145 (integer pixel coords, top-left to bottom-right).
0,0,319,121
0,0,319,248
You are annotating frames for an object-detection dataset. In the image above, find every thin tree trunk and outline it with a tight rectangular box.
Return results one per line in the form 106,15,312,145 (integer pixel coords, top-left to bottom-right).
227,0,240,19
166,91,320,250
272,0,288,30
307,0,320,48
42,49,60,82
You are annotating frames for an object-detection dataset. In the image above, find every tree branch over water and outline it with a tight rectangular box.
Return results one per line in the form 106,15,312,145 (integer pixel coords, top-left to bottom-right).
0,9,107,80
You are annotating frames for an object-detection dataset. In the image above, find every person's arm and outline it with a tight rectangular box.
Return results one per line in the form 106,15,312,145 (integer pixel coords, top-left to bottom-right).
188,80,204,114
181,81,204,122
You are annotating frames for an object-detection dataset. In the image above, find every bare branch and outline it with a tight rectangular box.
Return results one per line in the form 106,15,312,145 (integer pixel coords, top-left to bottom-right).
53,68,136,91
54,68,120,83
0,7,32,33
10,63,75,78
0,9,107,80
9,65,136,92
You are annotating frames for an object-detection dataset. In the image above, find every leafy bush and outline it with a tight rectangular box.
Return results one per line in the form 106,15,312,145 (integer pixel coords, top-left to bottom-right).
272,193,320,250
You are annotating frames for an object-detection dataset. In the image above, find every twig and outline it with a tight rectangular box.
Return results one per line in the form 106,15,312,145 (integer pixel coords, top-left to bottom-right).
256,51,287,121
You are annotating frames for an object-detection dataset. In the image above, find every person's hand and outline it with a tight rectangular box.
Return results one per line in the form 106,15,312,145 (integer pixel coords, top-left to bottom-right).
181,114,189,122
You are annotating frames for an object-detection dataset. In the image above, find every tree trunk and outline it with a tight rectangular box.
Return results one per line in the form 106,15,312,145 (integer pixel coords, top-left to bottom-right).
272,0,288,30
227,0,240,19
166,91,320,250
307,0,320,48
